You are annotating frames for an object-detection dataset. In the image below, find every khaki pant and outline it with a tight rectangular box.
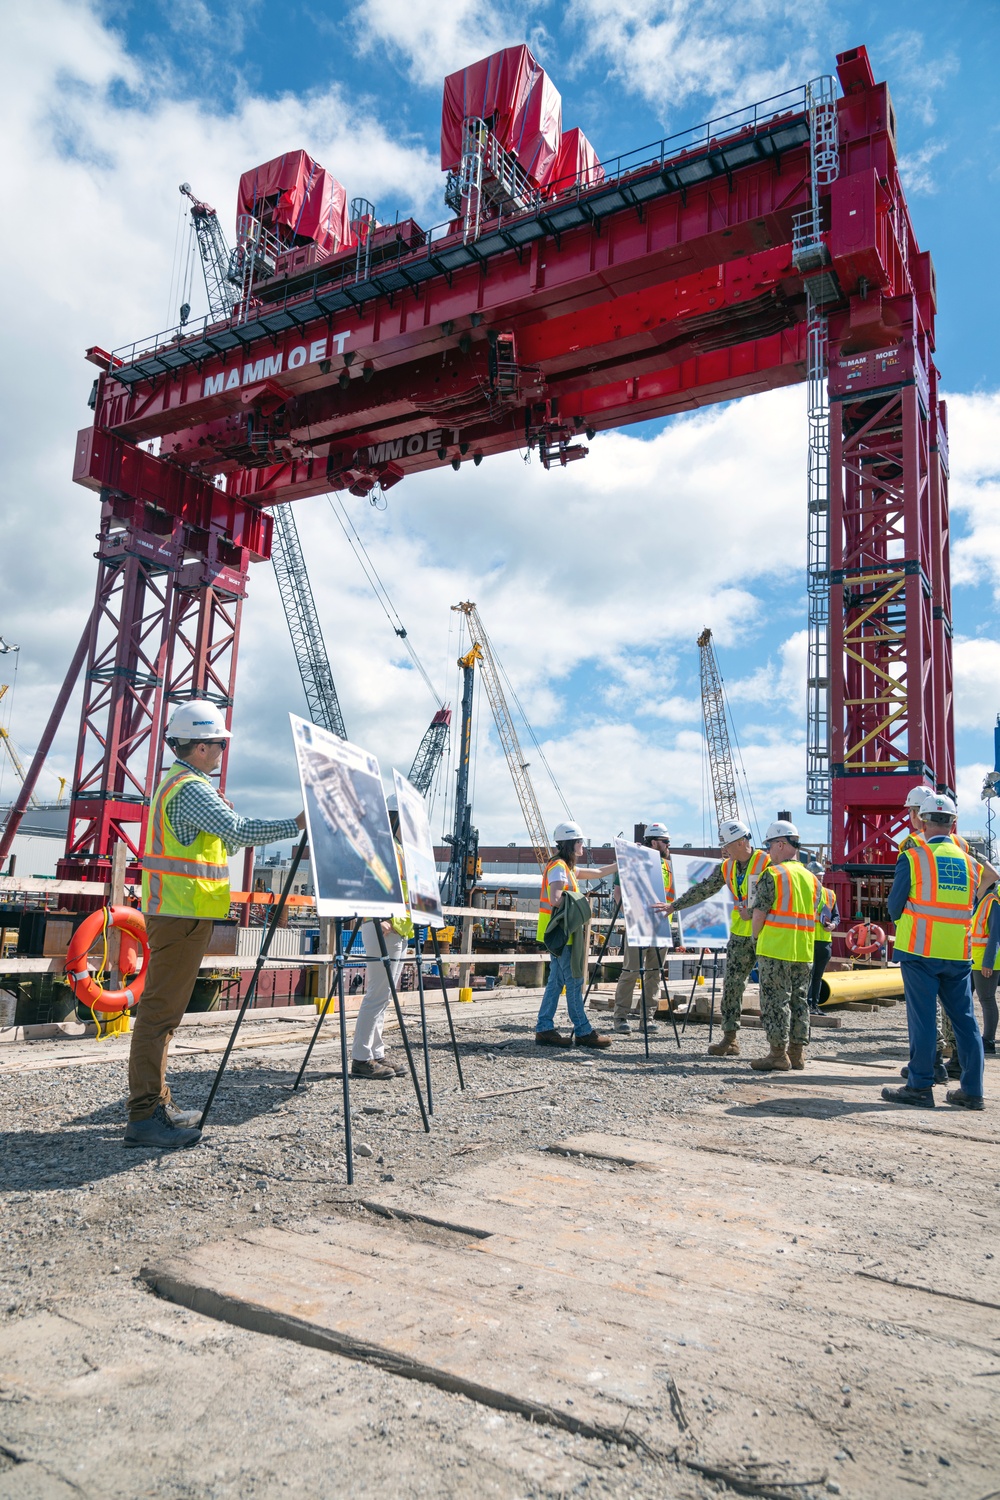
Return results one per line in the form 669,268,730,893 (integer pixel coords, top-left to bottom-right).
127,915,213,1120
613,943,664,1019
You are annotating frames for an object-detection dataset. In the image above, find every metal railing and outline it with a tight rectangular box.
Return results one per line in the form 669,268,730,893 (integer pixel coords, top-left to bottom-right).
109,79,826,376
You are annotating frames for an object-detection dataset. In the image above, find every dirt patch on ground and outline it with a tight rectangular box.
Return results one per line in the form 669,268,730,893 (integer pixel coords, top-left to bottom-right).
1,990,997,1498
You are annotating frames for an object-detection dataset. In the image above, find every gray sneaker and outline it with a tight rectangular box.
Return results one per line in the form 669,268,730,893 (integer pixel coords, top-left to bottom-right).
613,1018,631,1033
165,1101,202,1129
124,1103,202,1150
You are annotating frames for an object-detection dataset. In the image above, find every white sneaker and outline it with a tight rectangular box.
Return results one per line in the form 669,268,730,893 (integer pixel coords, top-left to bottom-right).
165,1102,202,1129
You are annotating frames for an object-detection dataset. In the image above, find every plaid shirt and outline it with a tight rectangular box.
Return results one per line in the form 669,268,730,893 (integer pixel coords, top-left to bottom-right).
167,762,300,855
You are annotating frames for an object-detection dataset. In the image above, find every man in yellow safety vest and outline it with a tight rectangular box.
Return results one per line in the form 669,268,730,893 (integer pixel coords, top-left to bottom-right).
659,818,770,1055
882,792,984,1110
127,701,304,1150
749,819,820,1072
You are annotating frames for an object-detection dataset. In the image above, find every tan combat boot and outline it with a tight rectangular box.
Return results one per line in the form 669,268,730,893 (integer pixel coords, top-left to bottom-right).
708,1031,740,1056
787,1042,805,1070
750,1042,791,1072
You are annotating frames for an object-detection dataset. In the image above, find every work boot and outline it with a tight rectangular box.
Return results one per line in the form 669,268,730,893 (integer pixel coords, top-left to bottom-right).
535,1029,573,1048
945,1088,985,1110
613,1018,631,1033
376,1056,406,1076
575,1030,611,1049
350,1059,396,1079
165,1101,203,1129
899,1062,949,1084
945,1053,962,1080
124,1104,202,1150
788,1042,806,1070
880,1084,935,1109
750,1043,791,1072
708,1031,739,1057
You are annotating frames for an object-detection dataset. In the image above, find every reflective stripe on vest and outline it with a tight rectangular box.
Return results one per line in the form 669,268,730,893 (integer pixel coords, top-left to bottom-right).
142,763,230,919
723,849,770,937
755,862,819,963
971,890,999,972
537,858,579,941
893,839,975,961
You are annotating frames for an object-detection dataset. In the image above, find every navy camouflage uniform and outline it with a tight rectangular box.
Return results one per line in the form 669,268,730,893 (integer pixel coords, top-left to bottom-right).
751,869,812,1048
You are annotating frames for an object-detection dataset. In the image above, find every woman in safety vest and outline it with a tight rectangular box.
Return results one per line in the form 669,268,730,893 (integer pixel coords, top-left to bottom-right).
749,820,820,1072
127,701,304,1150
881,792,985,1111
971,878,1000,1057
535,821,611,1050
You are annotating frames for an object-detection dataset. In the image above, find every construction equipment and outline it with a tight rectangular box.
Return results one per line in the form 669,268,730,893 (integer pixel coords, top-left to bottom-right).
0,686,39,809
441,644,482,908
698,629,740,832
31,44,950,912
452,603,551,874
269,504,348,739
178,184,239,323
407,707,452,797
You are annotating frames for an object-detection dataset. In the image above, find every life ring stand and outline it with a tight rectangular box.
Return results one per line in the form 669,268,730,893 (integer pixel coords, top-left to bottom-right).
845,921,886,958
65,906,149,1015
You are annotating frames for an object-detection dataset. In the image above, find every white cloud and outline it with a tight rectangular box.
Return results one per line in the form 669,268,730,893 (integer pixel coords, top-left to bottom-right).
953,638,1000,732
564,0,823,124
897,139,948,196
727,630,808,717
350,0,549,89
948,391,1000,597
880,30,959,128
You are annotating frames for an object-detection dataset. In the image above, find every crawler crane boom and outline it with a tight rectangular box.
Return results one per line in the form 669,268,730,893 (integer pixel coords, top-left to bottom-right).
697,629,740,831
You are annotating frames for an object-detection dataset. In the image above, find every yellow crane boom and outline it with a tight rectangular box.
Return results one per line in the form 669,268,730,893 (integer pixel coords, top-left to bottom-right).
452,602,552,872
0,684,40,809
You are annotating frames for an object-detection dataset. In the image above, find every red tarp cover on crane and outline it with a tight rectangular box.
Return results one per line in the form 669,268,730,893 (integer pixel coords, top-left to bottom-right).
548,126,604,193
237,150,353,256
441,44,563,188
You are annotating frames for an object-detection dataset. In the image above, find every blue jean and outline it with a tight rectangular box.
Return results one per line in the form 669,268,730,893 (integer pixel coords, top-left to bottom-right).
536,947,593,1037
900,954,984,1095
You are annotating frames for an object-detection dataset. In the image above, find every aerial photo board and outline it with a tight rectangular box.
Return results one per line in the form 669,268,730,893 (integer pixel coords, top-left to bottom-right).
392,769,445,928
614,838,672,948
670,853,731,949
290,714,406,919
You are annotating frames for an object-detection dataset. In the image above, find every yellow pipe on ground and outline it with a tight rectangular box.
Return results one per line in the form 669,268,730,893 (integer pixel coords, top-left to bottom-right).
819,967,905,1006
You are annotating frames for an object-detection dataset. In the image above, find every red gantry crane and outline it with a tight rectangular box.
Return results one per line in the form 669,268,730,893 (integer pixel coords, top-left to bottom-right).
0,43,952,923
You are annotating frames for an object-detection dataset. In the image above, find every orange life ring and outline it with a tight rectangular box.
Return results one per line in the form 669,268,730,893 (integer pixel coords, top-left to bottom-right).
65,906,149,1015
845,922,886,957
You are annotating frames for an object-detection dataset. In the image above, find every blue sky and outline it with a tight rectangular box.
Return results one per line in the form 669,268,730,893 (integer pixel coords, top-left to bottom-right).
1,0,998,860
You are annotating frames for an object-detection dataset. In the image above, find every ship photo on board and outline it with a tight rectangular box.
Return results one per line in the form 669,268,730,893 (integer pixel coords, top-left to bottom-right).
392,768,444,926
290,714,406,919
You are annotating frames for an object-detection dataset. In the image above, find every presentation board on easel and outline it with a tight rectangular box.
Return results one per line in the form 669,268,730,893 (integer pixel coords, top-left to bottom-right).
614,837,672,947
290,713,406,919
392,769,445,928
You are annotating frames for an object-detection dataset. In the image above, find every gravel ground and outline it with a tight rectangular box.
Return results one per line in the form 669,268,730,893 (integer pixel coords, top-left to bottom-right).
0,989,995,1498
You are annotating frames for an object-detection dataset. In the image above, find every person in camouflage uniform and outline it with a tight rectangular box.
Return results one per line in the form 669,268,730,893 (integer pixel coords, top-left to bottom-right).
749,820,820,1071
657,818,769,1056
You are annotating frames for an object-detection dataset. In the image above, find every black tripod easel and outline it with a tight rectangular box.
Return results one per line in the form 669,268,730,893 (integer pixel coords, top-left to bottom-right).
414,925,466,1100
199,830,307,1131
679,947,707,1035
294,915,431,1136
707,949,719,1045
581,899,680,1058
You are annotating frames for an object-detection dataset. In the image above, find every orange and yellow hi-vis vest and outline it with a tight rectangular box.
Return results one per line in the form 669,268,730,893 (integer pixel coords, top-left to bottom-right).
755,861,820,963
970,888,1000,972
537,858,579,941
893,838,975,961
142,763,230,919
722,849,770,937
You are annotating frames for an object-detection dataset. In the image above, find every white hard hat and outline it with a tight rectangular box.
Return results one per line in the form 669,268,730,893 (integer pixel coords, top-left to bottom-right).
719,818,751,845
165,700,231,741
904,785,932,811
764,819,799,843
644,821,670,842
920,792,957,818
553,821,584,843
